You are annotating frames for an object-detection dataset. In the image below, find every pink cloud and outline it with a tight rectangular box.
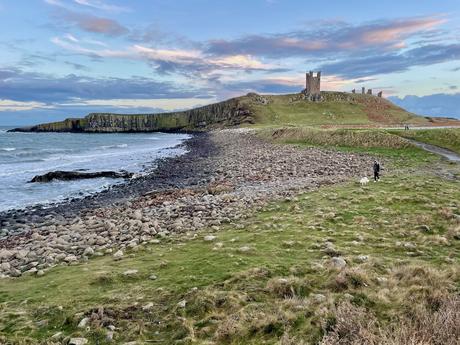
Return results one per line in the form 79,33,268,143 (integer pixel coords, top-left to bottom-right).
361,17,447,45
64,12,129,36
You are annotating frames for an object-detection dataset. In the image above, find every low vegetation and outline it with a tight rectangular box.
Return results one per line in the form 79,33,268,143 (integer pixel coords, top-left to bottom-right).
1,170,459,344
390,128,460,154
247,92,428,127
264,127,411,148
259,127,438,167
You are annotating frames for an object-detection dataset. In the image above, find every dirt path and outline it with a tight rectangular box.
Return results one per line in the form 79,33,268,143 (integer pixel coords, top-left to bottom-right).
408,139,460,162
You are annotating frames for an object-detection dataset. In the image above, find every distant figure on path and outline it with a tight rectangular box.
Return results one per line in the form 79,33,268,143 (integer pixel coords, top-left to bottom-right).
404,124,410,130
373,160,381,182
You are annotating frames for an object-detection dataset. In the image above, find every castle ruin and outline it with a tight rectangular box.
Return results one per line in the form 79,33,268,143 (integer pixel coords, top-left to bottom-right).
304,71,321,101
356,87,383,98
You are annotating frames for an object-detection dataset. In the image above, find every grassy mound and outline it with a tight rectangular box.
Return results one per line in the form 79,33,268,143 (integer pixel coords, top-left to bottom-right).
264,127,411,148
244,92,428,127
259,127,438,167
1,173,459,344
390,128,460,154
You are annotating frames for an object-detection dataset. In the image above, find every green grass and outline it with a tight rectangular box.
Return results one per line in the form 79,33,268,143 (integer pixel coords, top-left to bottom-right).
259,127,439,167
1,172,459,344
390,128,460,155
244,92,428,127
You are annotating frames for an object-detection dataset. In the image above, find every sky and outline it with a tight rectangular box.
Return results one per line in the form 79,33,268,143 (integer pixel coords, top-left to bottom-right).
0,0,460,125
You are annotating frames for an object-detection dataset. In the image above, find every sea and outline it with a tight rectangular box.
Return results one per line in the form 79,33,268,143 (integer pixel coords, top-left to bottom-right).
0,126,190,212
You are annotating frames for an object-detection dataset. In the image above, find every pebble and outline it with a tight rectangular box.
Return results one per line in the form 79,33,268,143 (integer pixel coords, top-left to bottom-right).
69,338,88,345
142,302,154,310
113,250,124,260
78,317,90,328
0,130,371,277
356,255,369,262
123,269,138,277
83,247,95,256
330,257,347,269
238,246,251,253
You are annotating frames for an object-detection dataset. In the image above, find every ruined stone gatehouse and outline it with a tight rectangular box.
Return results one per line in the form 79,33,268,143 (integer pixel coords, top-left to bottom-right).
303,71,321,101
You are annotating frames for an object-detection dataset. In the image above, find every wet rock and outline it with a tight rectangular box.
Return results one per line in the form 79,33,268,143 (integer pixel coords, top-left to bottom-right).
30,170,133,183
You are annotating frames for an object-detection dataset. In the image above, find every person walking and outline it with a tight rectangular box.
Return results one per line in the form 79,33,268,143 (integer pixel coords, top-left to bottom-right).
373,160,380,182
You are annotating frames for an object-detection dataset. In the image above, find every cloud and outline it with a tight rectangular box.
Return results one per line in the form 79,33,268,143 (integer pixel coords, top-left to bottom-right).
62,11,129,36
318,43,460,79
0,67,212,104
0,100,53,112
389,93,460,119
51,35,286,76
44,0,129,36
63,61,90,71
222,78,303,94
73,0,130,13
205,16,446,58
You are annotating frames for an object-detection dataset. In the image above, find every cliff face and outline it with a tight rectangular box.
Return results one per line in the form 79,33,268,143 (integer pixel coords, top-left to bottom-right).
9,91,432,133
11,97,253,133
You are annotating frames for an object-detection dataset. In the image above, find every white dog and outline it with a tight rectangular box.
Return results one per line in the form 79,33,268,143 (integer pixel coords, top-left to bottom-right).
359,177,369,185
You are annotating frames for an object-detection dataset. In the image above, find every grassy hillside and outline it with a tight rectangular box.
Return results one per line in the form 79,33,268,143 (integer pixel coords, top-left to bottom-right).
12,91,432,133
0,172,459,344
258,127,438,167
390,128,460,155
244,92,429,127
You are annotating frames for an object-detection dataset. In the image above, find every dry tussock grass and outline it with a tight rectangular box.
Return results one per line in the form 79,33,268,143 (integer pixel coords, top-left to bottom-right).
331,268,371,291
438,207,454,220
266,276,310,298
389,265,451,291
279,332,307,345
320,294,460,345
446,225,460,241
215,304,296,341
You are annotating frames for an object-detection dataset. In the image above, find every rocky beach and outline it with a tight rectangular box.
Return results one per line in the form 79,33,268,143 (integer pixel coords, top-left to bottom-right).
0,129,372,278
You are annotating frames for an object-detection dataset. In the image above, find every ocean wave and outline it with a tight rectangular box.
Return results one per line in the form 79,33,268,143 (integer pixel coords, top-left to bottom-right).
100,143,129,149
0,147,16,151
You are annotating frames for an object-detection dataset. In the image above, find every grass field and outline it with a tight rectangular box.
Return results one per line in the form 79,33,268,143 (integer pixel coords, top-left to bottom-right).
259,127,439,167
246,92,428,127
390,128,460,155
1,171,459,344
1,122,460,344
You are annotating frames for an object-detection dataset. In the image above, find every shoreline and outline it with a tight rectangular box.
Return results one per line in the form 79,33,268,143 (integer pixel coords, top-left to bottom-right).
0,132,212,235
0,129,373,278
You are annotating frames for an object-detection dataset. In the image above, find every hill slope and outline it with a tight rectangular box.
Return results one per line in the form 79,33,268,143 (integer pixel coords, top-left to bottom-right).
248,92,428,126
10,91,432,133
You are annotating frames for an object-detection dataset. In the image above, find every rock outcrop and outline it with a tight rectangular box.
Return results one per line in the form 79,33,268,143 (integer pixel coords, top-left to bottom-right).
9,97,253,133
30,170,133,183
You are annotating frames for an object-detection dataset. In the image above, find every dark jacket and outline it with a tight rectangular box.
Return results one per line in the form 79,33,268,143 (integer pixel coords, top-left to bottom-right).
373,162,380,173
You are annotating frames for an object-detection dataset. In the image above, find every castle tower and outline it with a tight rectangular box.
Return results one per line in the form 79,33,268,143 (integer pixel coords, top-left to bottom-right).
304,71,321,101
